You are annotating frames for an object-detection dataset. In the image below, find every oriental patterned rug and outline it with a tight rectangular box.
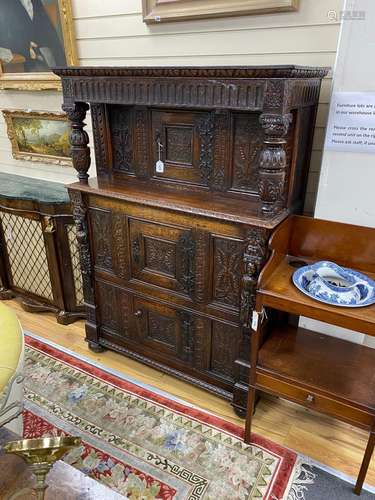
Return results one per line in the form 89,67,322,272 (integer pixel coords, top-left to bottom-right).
22,334,314,499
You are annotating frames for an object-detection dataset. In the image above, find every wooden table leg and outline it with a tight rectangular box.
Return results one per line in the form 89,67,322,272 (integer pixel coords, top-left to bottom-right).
244,385,256,443
354,431,375,495
245,316,262,444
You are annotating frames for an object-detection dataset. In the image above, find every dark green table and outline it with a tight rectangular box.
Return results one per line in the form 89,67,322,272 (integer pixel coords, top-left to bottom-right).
0,173,85,324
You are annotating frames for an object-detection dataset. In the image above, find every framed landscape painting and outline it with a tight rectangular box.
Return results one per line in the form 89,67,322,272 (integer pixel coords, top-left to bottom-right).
3,110,72,166
0,0,77,90
143,0,299,23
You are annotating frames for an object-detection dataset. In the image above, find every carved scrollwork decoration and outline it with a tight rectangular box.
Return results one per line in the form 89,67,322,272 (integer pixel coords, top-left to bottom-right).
240,227,269,328
62,102,91,183
68,190,94,306
258,113,293,214
90,104,110,176
134,107,150,178
196,113,215,185
112,213,128,279
177,231,196,296
212,111,230,191
178,311,194,363
132,234,141,265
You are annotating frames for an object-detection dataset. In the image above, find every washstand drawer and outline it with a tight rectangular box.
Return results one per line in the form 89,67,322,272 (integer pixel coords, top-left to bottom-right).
256,371,373,428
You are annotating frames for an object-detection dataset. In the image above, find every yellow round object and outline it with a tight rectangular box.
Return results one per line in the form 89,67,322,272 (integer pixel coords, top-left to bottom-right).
0,303,23,393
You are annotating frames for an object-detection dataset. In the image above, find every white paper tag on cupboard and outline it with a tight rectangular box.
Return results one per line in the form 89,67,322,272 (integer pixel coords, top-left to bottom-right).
155,160,165,173
251,311,259,331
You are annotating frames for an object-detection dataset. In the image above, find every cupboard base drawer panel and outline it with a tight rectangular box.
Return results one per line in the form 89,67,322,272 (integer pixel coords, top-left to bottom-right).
96,279,245,396
256,371,374,428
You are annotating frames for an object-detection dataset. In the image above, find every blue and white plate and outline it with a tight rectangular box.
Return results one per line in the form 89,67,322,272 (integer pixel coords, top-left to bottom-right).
292,261,375,307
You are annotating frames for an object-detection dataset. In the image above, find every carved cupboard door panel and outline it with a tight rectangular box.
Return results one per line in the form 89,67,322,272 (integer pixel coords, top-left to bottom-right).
133,296,201,365
151,109,214,185
129,217,208,301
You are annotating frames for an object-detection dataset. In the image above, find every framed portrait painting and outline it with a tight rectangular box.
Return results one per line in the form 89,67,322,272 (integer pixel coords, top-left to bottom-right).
0,0,77,90
3,109,72,166
143,0,299,23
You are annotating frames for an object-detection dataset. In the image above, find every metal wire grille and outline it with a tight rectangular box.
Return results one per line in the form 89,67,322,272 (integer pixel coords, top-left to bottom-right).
66,224,84,305
0,212,53,300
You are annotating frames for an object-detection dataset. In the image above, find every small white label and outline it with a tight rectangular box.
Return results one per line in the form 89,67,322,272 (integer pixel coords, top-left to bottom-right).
155,160,165,173
5,226,12,241
251,311,259,331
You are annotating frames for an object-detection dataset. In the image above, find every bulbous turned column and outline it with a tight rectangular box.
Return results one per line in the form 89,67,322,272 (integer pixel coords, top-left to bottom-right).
258,113,292,215
62,102,91,184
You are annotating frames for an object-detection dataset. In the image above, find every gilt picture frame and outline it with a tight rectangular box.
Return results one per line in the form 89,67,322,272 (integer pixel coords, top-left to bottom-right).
142,0,299,24
0,0,78,91
3,109,72,166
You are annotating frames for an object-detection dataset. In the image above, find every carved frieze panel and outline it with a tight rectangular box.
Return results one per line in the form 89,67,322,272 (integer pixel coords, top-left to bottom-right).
59,75,266,111
210,321,241,381
212,237,243,308
232,113,262,193
90,208,113,271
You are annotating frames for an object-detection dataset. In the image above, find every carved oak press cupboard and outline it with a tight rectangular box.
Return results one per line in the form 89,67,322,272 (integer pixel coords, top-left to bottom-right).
55,65,329,416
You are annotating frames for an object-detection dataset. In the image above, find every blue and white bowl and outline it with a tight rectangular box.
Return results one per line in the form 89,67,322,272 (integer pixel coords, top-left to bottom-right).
292,261,375,307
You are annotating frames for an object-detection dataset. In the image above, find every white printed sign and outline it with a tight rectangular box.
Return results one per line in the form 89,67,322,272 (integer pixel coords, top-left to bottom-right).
325,92,375,153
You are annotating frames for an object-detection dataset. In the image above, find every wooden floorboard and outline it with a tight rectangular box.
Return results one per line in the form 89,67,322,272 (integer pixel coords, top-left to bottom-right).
7,299,375,487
